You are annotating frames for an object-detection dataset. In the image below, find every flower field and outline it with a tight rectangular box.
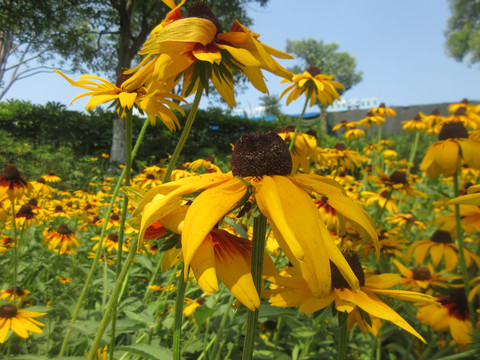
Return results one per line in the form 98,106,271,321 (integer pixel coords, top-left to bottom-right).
1,1,480,360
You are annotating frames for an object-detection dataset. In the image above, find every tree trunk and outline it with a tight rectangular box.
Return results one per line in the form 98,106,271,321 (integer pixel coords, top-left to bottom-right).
109,117,126,173
317,103,328,136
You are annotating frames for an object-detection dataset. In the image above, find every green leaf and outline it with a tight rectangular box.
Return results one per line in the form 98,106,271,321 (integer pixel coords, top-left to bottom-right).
116,344,172,360
193,305,215,324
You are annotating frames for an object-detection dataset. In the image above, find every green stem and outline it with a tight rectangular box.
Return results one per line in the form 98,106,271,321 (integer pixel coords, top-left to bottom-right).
242,213,268,360
407,131,420,174
173,265,187,360
271,316,284,359
163,85,204,183
58,117,149,357
10,201,18,302
289,96,310,152
453,171,476,327
209,294,235,360
373,189,393,227
109,111,133,360
336,312,348,360
87,236,138,360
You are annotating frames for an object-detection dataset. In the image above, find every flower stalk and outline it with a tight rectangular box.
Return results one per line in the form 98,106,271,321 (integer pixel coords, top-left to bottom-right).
164,85,204,183
453,171,476,327
242,213,268,360
173,265,187,360
289,94,310,152
58,117,149,357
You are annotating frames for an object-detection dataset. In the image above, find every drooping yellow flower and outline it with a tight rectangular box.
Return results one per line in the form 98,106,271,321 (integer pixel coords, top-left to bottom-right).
280,66,344,107
416,288,478,347
358,111,385,129
43,224,79,254
402,113,427,132
0,304,46,343
450,184,480,205
132,132,378,298
344,126,365,141
370,103,396,117
0,164,32,202
275,127,324,173
55,70,186,131
43,171,61,183
420,121,480,177
126,1,293,109
422,108,445,135
265,251,433,342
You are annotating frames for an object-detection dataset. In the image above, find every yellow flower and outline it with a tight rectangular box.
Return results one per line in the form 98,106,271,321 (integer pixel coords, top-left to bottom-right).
344,127,365,141
0,164,32,202
127,1,293,109
57,276,72,283
422,108,445,135
358,111,385,129
0,288,30,303
280,66,344,107
55,70,186,131
43,224,79,254
450,183,480,205
132,132,378,298
332,120,356,132
401,113,427,132
393,259,461,291
0,304,46,343
43,171,61,183
275,127,324,173
408,229,480,272
265,251,433,342
416,288,478,347
370,103,396,117
420,121,480,177
361,188,398,214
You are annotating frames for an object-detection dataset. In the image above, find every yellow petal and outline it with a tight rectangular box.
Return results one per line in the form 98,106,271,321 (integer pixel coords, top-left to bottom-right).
190,234,218,293
182,179,247,279
118,91,138,109
354,290,426,342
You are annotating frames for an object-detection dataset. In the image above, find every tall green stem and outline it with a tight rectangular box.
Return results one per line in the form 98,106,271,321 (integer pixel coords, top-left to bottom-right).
109,110,133,359
173,265,187,360
289,96,310,152
163,85,204,183
407,131,420,174
10,201,18,302
336,312,348,360
453,171,476,327
86,237,138,360
242,213,268,360
58,117,149,357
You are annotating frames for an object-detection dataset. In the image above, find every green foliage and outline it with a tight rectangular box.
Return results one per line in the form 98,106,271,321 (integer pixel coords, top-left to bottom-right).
285,38,363,94
445,0,480,65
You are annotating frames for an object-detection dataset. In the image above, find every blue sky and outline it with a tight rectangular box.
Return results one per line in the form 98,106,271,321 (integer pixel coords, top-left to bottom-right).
3,0,479,115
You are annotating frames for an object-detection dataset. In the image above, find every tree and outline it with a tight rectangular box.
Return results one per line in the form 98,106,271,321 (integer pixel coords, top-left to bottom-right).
285,39,362,134
1,0,269,167
445,0,480,65
259,94,282,118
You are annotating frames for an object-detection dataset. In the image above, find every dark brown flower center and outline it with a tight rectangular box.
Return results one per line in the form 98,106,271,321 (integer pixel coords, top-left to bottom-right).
110,213,120,221
431,229,452,244
439,288,476,321
231,132,292,177
2,164,21,180
414,114,421,121
412,267,431,280
27,198,38,207
306,129,317,138
16,205,34,219
334,143,346,151
146,174,156,180
186,1,223,33
116,69,134,88
366,111,374,117
108,233,119,242
438,121,468,141
454,107,467,116
389,170,407,185
431,108,440,116
0,304,18,318
379,103,386,108
330,250,365,290
380,190,390,199
306,65,321,77
55,205,64,212
57,224,73,235
36,177,46,184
